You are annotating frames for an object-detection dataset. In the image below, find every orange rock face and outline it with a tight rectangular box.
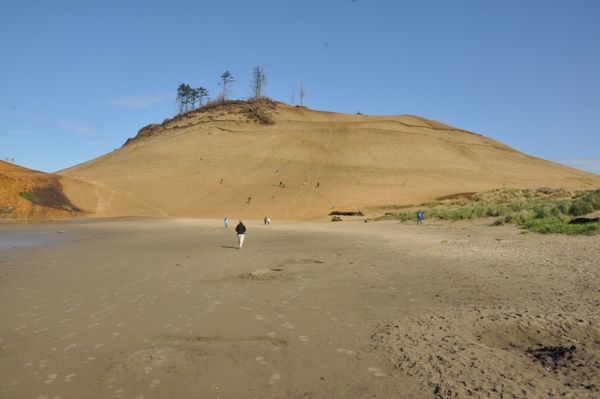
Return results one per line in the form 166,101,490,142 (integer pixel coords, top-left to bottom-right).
0,161,83,219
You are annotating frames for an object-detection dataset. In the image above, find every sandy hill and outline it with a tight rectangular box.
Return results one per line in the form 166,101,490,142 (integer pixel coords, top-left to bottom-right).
53,101,600,220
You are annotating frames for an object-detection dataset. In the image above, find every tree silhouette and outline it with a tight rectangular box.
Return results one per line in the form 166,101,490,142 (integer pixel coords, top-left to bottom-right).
299,83,306,106
218,71,235,101
176,83,191,114
249,65,267,100
197,87,209,107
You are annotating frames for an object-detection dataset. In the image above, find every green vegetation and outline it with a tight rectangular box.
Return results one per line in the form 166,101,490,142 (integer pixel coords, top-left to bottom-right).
377,189,600,235
18,191,37,201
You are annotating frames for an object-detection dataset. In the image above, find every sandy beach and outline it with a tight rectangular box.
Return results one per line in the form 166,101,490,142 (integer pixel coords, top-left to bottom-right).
1,218,599,398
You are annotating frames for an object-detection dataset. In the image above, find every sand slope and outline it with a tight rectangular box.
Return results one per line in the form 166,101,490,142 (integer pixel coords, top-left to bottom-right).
57,103,600,220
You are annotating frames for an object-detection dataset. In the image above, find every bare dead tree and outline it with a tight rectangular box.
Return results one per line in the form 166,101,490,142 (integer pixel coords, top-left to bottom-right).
249,65,267,100
299,83,306,106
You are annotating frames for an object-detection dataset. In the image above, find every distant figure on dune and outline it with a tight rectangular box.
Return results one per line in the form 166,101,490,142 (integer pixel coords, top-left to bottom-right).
267,217,270,224
416,210,423,225
316,182,320,187
264,216,268,225
220,178,223,183
235,220,246,249
247,197,251,204
224,217,229,228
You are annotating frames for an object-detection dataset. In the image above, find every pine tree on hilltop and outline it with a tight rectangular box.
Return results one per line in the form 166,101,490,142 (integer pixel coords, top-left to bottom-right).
218,71,234,101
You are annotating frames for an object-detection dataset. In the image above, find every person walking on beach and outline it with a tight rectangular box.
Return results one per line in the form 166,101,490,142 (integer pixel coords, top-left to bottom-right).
416,210,423,225
264,216,268,225
235,220,246,249
224,217,229,228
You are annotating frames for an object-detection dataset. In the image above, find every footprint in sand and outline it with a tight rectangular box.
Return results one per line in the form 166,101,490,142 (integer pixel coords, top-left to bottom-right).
299,336,309,342
255,315,264,320
368,367,386,377
255,356,267,365
45,374,58,383
149,379,160,388
269,374,281,384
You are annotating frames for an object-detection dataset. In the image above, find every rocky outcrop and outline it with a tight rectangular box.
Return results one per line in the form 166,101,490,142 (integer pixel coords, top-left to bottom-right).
329,211,364,216
0,161,83,219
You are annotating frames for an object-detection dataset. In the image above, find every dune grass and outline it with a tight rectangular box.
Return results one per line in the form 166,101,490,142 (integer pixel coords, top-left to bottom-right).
18,191,37,201
376,189,600,235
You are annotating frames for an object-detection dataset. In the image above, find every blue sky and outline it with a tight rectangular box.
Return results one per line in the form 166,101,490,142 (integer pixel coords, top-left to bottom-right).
1,1,599,174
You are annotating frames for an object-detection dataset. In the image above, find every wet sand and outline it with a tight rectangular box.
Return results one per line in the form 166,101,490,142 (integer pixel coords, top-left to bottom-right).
1,218,599,398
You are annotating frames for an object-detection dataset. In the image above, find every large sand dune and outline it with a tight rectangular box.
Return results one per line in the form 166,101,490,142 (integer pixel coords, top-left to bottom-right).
57,102,600,220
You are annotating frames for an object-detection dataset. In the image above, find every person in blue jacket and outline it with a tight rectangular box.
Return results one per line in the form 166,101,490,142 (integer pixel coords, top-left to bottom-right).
416,210,423,225
224,217,229,228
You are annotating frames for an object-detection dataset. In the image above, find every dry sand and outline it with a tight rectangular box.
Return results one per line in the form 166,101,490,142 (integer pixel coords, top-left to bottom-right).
1,218,599,398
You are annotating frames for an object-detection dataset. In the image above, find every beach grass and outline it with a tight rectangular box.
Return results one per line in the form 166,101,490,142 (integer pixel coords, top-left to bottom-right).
376,189,600,235
18,191,37,201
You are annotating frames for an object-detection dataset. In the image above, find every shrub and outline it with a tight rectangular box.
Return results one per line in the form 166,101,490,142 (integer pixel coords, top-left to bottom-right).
374,189,600,235
19,191,37,201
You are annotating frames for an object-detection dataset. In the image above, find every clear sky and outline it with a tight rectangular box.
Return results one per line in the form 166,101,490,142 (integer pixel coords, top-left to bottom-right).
1,1,599,174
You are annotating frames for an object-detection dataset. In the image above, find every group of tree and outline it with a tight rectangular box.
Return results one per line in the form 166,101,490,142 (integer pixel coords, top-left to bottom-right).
175,65,306,116
175,84,209,115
